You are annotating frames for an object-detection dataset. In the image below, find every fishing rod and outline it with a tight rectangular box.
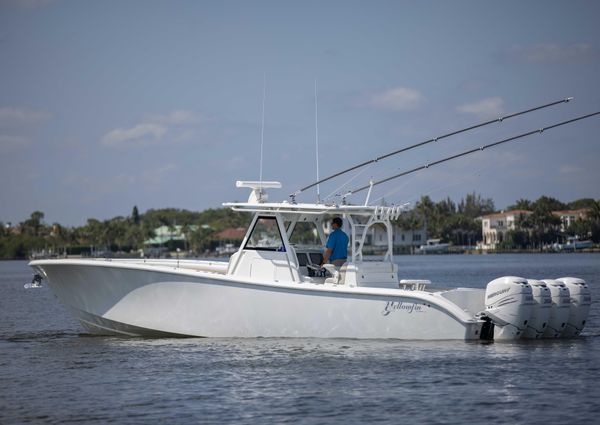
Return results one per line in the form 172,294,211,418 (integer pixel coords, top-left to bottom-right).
344,110,600,200
290,97,574,200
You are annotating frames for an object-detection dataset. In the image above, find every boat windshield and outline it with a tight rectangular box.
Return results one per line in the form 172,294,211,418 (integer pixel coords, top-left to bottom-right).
244,216,286,252
288,221,321,247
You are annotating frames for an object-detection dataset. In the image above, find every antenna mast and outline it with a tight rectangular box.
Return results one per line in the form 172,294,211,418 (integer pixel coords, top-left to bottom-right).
315,79,321,203
259,74,266,191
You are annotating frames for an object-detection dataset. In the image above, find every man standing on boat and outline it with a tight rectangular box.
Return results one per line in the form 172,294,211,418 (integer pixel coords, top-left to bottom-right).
321,217,349,268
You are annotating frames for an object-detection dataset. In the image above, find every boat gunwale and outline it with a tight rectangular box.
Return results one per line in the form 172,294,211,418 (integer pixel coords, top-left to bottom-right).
29,258,477,324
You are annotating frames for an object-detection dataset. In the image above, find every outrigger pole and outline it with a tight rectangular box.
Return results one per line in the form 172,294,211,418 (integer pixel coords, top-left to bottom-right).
290,97,574,200
344,111,600,198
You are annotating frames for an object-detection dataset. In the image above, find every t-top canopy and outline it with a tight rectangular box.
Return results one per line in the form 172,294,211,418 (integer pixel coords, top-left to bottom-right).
224,201,403,220
227,180,404,219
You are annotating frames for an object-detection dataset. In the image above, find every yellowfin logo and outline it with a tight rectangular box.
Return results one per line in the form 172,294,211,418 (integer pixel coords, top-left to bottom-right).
381,301,424,316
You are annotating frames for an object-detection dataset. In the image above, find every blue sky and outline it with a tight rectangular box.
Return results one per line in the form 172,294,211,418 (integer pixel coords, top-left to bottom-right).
1,0,599,225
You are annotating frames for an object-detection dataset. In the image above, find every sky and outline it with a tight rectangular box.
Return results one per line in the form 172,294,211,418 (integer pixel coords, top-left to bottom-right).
1,0,599,226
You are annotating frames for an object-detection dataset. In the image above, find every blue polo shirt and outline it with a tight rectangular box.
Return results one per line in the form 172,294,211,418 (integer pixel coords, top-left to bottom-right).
326,228,349,261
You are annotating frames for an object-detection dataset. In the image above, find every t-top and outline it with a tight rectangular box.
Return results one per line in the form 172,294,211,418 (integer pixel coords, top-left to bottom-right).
326,228,349,261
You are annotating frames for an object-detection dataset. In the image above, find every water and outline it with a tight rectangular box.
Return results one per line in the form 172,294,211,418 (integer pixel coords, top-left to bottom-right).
1,254,600,424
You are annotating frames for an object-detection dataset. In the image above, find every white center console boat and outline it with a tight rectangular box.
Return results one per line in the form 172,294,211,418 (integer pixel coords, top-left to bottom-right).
29,181,591,340
30,99,599,339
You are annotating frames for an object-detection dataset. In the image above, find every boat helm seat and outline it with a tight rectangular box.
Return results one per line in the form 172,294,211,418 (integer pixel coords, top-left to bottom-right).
323,263,342,285
338,262,349,285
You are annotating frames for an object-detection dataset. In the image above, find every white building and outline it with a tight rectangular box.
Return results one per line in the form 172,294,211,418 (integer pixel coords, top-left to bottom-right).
552,209,590,232
368,223,427,249
479,210,532,250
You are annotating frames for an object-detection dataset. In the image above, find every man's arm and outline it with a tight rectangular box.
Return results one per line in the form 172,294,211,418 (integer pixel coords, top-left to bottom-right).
321,248,333,266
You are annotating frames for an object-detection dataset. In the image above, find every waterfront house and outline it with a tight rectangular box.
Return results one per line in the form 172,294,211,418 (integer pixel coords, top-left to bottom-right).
479,210,532,250
551,208,590,232
215,227,247,255
368,223,427,250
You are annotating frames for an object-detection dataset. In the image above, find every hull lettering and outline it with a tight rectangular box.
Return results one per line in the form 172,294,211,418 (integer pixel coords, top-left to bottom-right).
382,301,424,316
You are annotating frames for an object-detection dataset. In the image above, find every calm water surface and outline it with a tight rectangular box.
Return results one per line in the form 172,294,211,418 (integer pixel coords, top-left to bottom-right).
1,254,599,424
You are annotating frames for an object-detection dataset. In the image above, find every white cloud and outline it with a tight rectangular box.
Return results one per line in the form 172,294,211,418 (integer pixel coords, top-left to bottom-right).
457,97,504,119
0,135,31,153
505,43,600,64
101,123,167,146
101,109,202,147
559,164,582,175
368,86,425,111
0,107,52,127
147,110,202,125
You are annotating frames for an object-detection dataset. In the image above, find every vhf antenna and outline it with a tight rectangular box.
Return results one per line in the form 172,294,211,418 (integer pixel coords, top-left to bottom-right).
259,73,266,197
315,79,321,203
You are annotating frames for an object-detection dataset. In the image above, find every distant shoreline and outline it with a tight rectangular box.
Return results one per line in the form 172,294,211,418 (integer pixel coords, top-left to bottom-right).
7,248,598,262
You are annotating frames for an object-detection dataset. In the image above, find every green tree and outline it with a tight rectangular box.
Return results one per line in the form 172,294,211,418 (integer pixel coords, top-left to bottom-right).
567,198,597,210
585,200,600,242
459,192,495,218
528,199,562,248
531,196,566,212
415,196,436,236
131,206,140,226
83,218,105,246
566,219,592,240
188,226,216,254
508,198,532,211
21,211,46,237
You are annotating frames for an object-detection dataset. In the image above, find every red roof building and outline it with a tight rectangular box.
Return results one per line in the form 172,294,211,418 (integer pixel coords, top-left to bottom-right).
215,227,247,240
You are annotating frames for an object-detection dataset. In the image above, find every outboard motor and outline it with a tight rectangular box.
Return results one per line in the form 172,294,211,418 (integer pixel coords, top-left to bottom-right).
483,276,534,340
541,279,571,338
557,277,591,337
523,279,552,339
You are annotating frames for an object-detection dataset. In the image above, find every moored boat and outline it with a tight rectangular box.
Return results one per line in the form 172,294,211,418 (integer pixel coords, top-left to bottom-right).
419,239,450,254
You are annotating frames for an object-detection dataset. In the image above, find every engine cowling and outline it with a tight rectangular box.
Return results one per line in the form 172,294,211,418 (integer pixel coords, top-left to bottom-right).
484,276,534,340
523,279,552,339
557,277,591,337
541,279,571,338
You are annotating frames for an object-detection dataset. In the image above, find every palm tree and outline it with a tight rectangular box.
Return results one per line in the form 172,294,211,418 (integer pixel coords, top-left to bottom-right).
21,211,46,237
587,200,600,242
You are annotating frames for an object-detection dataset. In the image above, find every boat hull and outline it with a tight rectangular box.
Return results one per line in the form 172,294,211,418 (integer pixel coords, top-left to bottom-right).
31,260,482,340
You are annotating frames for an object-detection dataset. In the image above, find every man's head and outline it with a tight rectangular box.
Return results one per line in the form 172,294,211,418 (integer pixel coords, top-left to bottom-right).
331,217,343,229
